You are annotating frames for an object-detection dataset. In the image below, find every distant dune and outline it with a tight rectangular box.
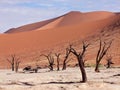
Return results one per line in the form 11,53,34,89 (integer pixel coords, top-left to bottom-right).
5,11,115,33
0,11,120,68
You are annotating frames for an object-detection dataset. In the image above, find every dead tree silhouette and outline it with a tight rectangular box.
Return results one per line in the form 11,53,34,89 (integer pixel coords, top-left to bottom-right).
43,52,54,71
7,54,15,71
95,39,113,72
62,47,71,70
55,53,61,71
15,57,21,72
7,54,21,72
106,55,114,68
69,41,90,83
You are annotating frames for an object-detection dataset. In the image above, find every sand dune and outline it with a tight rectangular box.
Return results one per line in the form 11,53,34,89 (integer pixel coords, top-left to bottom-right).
5,11,115,33
0,11,120,68
5,16,62,33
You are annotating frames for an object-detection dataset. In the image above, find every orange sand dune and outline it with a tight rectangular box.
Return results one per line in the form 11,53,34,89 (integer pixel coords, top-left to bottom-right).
0,11,120,68
5,11,115,33
5,15,63,33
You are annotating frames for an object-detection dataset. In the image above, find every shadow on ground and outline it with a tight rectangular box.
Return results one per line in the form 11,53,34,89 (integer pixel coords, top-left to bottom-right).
41,81,81,84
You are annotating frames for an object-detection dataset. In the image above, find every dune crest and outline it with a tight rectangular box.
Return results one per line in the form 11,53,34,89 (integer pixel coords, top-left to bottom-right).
5,11,115,33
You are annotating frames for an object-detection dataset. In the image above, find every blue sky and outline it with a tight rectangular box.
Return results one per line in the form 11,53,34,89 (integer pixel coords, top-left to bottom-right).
0,0,120,33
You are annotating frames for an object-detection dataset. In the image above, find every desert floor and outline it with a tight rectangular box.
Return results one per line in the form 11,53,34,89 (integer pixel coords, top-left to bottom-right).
0,67,120,90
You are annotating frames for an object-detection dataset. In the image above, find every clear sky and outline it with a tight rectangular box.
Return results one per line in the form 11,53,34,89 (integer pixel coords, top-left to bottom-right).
0,0,120,33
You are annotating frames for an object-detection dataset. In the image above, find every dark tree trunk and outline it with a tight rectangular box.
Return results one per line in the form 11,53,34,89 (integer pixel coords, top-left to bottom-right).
106,57,114,69
15,60,20,73
57,61,60,71
78,57,87,82
95,62,100,72
6,54,20,72
56,54,60,71
106,62,113,68
68,42,89,83
57,66,60,71
12,64,14,71
62,48,71,70
62,62,66,70
51,66,53,71
107,64,110,68
95,39,113,72
49,65,53,71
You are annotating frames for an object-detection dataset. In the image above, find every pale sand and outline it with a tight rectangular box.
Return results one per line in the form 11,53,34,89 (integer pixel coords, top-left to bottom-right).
0,67,120,90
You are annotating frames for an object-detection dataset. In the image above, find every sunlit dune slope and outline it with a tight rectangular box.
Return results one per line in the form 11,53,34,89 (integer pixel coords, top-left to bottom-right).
5,11,115,33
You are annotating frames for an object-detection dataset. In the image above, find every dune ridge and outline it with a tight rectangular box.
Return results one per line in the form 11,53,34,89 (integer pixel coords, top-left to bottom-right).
5,11,115,33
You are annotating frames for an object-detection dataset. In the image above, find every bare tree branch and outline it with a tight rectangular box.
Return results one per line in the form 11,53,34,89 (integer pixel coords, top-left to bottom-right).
6,54,21,72
55,53,61,71
62,45,71,70
42,52,54,71
95,39,113,72
68,41,90,83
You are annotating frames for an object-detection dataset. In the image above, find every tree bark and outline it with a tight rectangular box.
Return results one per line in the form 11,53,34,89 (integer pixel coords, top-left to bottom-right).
62,61,66,70
51,66,53,71
95,62,100,72
55,53,61,71
57,60,60,71
78,57,87,82
95,39,113,72
49,65,53,71
12,64,14,71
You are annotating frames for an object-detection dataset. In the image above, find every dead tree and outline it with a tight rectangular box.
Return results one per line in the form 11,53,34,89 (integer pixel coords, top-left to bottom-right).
95,39,113,72
55,53,61,71
43,53,54,71
15,58,21,72
69,42,90,83
62,47,71,70
7,54,21,72
106,55,114,68
7,54,15,71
